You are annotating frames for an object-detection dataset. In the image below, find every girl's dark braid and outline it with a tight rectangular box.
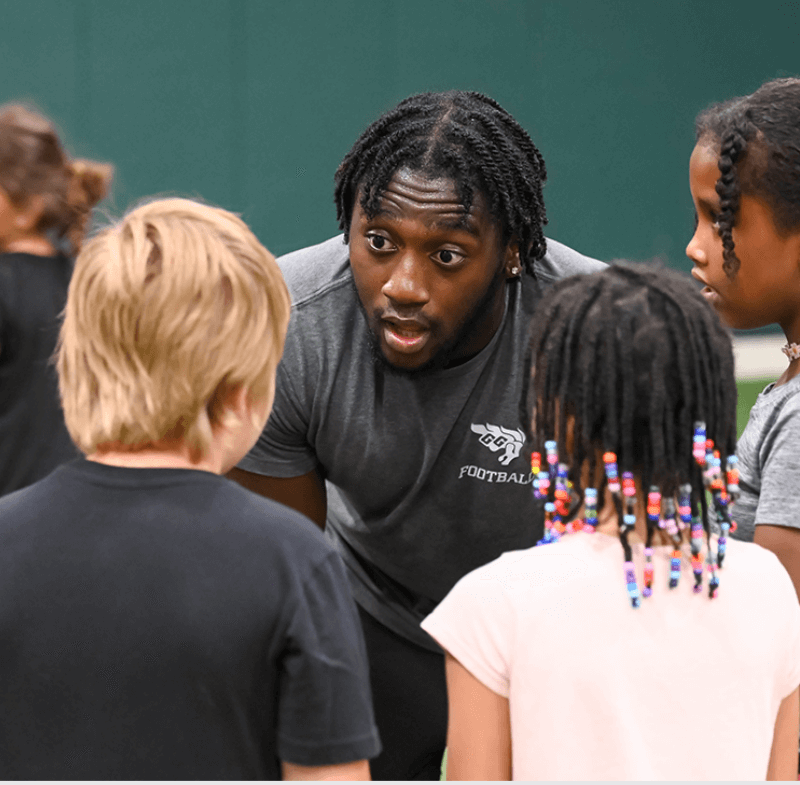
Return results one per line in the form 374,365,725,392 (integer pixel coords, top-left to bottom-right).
715,126,749,277
334,90,548,276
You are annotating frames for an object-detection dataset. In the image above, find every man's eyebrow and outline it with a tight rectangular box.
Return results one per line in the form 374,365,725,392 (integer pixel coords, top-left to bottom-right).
431,216,480,236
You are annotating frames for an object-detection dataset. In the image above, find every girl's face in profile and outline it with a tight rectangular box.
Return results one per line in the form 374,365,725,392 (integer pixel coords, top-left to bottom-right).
686,141,800,333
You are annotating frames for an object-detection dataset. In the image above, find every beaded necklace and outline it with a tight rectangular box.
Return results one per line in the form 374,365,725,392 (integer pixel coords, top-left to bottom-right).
531,422,739,607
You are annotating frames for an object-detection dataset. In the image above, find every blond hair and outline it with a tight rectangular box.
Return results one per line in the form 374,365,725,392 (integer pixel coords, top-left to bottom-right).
57,198,291,456
0,103,113,252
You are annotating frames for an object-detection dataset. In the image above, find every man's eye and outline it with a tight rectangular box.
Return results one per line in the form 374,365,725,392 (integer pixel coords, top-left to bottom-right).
367,234,392,251
433,249,464,265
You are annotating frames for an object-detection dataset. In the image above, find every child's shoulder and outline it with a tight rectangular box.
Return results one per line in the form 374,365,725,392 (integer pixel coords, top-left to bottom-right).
722,537,797,602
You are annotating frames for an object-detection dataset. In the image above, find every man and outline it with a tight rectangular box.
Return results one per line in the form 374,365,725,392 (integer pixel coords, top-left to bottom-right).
231,91,605,780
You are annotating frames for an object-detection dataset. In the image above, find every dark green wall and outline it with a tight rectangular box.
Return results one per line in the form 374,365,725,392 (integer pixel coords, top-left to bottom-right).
4,1,799,266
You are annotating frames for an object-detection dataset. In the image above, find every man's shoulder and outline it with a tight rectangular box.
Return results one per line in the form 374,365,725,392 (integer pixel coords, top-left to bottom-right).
277,235,352,307
536,238,606,285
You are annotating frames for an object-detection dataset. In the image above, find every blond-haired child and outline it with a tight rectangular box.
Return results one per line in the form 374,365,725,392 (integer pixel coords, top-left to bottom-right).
0,198,379,779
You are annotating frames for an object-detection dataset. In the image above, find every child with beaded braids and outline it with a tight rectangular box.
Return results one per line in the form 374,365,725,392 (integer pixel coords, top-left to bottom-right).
687,78,800,607
422,265,800,780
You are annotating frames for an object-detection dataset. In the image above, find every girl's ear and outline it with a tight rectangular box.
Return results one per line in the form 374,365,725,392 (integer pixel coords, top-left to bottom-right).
504,242,521,278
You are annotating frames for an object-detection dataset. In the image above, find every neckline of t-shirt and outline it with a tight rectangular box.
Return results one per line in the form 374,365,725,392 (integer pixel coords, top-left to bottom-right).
60,457,223,489
0,250,68,264
757,370,800,400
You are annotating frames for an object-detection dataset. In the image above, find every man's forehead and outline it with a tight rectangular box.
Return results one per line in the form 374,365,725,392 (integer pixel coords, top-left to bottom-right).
363,167,491,232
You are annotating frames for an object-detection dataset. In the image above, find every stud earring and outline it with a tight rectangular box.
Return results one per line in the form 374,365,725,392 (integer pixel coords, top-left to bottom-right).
509,266,520,276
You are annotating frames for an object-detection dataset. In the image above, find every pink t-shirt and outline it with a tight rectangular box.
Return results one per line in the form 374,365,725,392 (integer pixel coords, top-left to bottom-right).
421,532,800,780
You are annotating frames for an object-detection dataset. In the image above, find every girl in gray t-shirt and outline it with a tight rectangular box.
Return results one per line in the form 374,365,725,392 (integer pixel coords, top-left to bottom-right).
686,77,800,603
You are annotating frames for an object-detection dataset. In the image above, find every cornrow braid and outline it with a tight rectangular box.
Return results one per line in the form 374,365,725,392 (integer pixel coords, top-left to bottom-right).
334,91,548,276
714,126,749,277
695,78,800,279
525,264,738,602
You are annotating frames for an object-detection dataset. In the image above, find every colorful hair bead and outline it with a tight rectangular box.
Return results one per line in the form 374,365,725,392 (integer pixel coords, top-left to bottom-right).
693,421,707,465
584,488,598,530
624,561,641,608
647,487,661,528
717,520,729,567
707,555,719,599
545,440,558,479
555,463,570,517
538,501,560,545
622,471,635,498
661,497,680,540
622,513,636,531
643,547,654,597
603,452,620,493
691,552,703,593
710,451,725,493
531,451,541,476
536,470,550,499
677,483,692,531
726,455,740,501
690,516,704,552
669,549,681,589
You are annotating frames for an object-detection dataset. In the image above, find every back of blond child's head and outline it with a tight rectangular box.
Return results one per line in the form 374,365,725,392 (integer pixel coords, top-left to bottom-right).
57,198,290,457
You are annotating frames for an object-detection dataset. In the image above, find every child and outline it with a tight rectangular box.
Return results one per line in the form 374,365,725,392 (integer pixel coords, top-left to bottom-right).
0,198,379,779
422,265,800,780
0,103,112,496
686,78,800,604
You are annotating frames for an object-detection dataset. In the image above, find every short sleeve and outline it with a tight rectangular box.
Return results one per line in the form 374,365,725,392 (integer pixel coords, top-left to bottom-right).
756,395,800,530
421,557,517,698
276,551,381,766
237,320,318,478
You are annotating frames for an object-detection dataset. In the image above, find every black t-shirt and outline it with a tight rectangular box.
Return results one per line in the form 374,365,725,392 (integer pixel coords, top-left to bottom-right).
0,252,78,496
0,460,380,779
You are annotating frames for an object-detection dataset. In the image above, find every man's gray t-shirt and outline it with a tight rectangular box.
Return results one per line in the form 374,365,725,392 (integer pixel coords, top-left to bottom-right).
733,374,800,542
240,234,605,650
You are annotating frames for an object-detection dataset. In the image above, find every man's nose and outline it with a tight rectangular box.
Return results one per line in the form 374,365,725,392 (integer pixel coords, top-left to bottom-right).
382,253,429,306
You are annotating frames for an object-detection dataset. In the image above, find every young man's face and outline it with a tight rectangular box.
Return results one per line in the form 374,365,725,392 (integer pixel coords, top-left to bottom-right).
348,167,519,372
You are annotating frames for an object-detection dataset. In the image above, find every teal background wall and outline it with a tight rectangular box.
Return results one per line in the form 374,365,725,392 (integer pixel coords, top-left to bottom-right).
3,1,799,263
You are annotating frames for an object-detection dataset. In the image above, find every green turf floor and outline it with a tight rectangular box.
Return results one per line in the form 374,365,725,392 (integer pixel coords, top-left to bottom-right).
737,378,770,437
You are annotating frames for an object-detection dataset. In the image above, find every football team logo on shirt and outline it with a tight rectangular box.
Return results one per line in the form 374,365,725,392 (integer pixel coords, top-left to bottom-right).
470,423,526,466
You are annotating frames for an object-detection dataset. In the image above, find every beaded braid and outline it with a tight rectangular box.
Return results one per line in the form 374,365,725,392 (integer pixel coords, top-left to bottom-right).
533,436,739,605
334,90,548,276
526,264,738,608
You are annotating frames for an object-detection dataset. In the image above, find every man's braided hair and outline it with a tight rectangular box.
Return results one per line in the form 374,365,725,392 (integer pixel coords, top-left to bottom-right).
695,77,800,278
523,264,737,548
334,90,548,276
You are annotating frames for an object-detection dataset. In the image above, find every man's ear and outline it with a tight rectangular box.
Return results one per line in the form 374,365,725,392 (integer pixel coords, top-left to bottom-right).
504,242,521,278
